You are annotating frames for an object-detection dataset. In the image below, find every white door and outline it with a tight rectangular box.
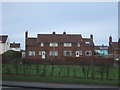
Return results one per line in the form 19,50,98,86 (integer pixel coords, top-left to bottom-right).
76,51,79,57
42,51,45,59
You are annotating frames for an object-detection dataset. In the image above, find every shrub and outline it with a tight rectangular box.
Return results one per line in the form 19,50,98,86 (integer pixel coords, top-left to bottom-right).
3,50,22,64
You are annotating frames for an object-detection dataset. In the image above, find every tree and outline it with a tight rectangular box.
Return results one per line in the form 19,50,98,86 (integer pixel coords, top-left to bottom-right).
94,51,99,55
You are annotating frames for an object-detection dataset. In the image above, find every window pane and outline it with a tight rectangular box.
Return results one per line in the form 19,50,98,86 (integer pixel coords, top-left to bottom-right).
39,51,41,55
85,42,90,44
28,51,32,56
79,51,82,55
64,43,72,47
28,51,35,56
41,43,44,46
33,51,35,56
50,51,58,56
50,43,58,47
77,43,80,47
85,51,92,56
64,51,72,56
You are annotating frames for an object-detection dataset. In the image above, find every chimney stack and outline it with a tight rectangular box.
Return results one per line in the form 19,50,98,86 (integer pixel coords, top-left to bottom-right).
90,34,93,40
109,36,112,43
52,31,56,34
25,31,28,39
118,38,120,43
63,31,66,35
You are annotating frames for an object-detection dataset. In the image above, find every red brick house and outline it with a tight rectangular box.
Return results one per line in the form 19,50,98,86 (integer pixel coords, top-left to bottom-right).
108,36,120,60
25,31,94,59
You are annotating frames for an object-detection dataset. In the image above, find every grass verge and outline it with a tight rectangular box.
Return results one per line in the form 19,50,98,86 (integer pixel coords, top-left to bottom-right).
2,75,118,86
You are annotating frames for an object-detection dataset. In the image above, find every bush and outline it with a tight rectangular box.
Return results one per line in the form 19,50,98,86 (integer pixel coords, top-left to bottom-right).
3,50,21,59
3,50,22,64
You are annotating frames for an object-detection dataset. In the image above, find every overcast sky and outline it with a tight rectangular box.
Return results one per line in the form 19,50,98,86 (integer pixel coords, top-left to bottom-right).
2,2,118,49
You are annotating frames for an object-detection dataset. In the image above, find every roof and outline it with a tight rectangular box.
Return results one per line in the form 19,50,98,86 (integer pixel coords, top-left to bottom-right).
10,42,20,48
94,46,100,50
0,35,8,43
26,33,94,46
94,46,108,50
26,38,37,45
82,38,94,46
37,34,83,43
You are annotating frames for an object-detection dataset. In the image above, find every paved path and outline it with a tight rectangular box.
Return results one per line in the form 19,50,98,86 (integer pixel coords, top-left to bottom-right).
2,80,119,89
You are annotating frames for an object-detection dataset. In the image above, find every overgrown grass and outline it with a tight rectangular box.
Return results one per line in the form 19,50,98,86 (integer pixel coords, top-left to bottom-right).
2,64,118,79
2,64,119,85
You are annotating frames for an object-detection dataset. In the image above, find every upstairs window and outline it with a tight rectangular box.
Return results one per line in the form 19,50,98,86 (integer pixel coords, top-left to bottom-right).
85,51,92,56
28,51,35,56
64,51,72,56
50,51,58,56
85,42,90,44
64,43,72,47
41,43,44,46
50,42,58,47
77,43,80,47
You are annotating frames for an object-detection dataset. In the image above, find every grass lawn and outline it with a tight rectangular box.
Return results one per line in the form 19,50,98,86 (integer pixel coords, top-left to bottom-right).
2,75,118,86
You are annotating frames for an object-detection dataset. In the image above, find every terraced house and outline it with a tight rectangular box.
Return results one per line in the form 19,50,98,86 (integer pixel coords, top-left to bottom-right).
25,31,94,59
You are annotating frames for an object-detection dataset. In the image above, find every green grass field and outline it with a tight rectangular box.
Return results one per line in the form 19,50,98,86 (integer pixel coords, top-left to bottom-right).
2,64,119,85
3,75,118,85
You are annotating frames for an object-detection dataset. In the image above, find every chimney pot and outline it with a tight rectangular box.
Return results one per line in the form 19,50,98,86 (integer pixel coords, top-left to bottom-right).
63,32,66,34
90,34,93,40
52,31,56,34
25,31,28,39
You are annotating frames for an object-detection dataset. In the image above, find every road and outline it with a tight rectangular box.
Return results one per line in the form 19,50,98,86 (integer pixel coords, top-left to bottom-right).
2,80,119,89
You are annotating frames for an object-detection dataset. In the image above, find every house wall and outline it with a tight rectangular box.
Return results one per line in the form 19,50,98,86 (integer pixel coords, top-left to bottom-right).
0,43,5,54
26,43,94,59
108,42,120,59
0,38,10,54
4,38,10,52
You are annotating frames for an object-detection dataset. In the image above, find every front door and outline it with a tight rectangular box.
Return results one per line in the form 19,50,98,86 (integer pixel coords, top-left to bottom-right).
42,51,45,59
76,51,79,57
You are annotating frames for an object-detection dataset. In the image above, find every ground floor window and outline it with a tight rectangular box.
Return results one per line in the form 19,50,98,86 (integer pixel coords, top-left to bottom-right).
85,51,92,56
28,51,35,56
79,51,82,55
64,51,72,56
50,51,58,56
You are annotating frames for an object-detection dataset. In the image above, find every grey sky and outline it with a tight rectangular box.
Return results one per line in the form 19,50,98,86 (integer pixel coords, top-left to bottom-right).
2,2,118,49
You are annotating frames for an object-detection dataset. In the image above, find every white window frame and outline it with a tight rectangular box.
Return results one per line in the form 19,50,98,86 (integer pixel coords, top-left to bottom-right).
77,43,80,47
85,51,92,56
28,51,35,56
41,43,44,46
39,51,42,55
49,51,58,56
79,51,82,55
64,43,72,47
85,42,90,44
49,42,58,47
64,51,72,56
